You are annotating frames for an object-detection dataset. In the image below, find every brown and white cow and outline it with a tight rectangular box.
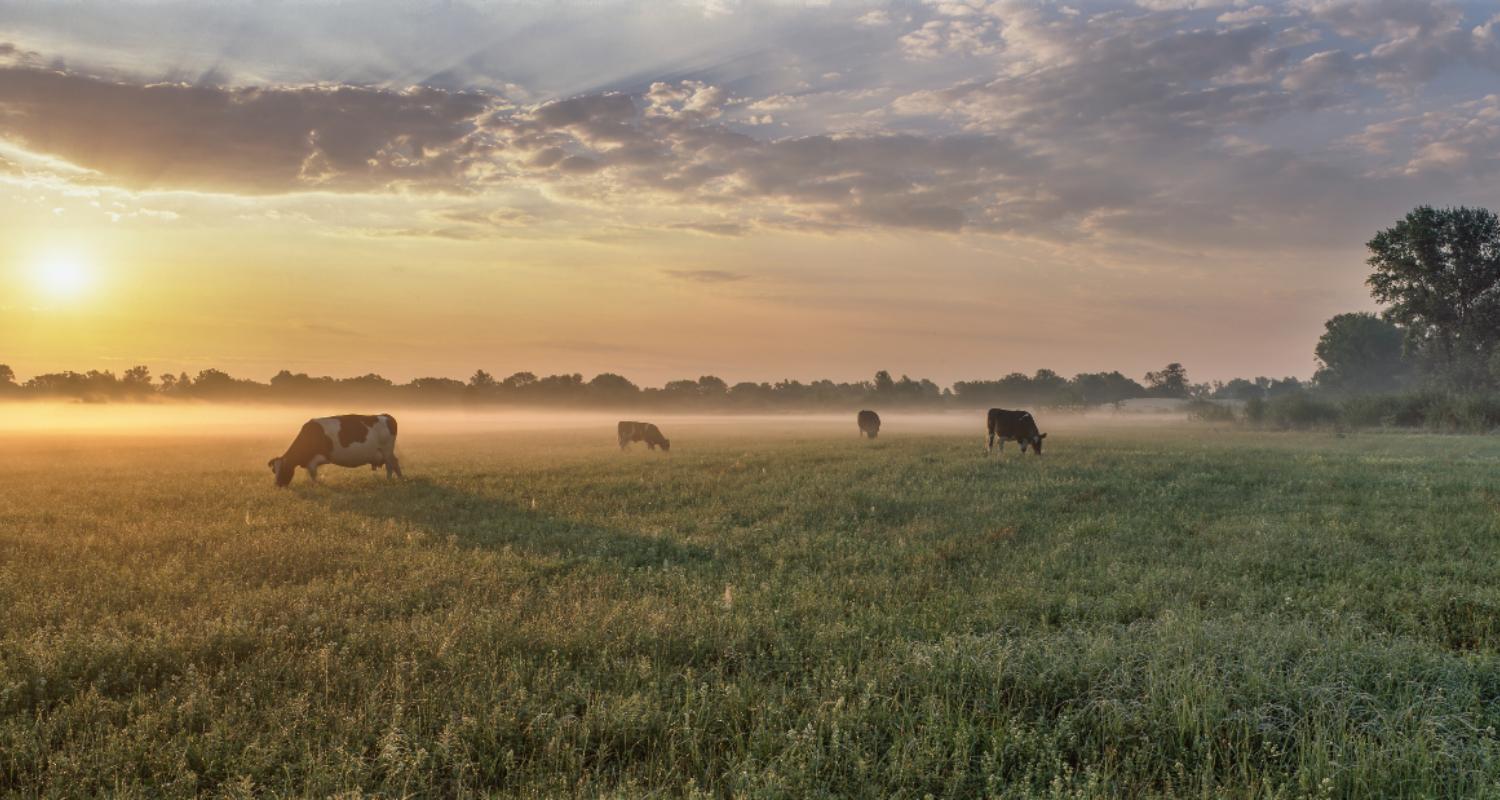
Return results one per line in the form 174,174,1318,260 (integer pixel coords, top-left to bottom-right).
269,414,402,486
617,420,671,452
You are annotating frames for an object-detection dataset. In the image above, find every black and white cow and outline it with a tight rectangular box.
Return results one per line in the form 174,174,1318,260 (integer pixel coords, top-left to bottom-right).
987,408,1047,455
269,414,402,486
857,409,881,439
617,421,671,452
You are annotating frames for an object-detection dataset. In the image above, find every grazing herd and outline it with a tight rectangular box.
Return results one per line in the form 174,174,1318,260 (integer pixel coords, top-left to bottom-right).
268,408,1046,486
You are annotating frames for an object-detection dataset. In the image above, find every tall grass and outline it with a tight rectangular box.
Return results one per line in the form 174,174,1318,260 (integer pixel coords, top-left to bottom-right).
3,426,1500,797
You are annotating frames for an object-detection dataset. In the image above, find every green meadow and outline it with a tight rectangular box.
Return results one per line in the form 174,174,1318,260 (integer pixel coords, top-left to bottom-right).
3,418,1499,798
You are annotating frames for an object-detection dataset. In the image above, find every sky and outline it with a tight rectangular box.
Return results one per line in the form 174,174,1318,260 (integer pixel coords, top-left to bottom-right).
2,0,1499,386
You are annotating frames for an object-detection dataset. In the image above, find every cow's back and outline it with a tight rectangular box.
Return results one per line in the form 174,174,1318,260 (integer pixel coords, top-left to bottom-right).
988,408,1037,437
322,414,396,467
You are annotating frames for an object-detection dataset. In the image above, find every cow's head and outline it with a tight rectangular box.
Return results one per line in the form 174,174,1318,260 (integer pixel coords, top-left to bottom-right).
267,456,295,487
1018,432,1048,455
660,438,671,452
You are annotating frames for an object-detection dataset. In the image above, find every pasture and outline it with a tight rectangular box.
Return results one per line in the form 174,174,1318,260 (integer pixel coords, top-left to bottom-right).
2,415,1499,798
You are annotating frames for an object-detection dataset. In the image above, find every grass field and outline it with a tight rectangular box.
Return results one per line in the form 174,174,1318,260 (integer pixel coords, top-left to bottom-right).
3,415,1500,798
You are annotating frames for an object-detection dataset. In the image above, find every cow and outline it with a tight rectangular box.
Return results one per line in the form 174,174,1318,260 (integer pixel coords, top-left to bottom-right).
268,414,402,486
857,409,881,439
618,420,671,452
987,408,1047,455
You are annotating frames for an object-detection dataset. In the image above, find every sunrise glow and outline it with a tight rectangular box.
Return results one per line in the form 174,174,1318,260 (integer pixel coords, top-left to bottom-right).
29,250,94,304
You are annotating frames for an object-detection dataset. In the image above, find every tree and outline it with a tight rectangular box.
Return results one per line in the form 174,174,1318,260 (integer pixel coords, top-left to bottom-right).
0,364,14,391
1143,363,1190,398
1071,371,1147,405
1313,313,1407,393
1366,206,1500,388
1214,378,1263,401
697,375,728,397
503,371,536,389
469,370,496,388
589,373,639,401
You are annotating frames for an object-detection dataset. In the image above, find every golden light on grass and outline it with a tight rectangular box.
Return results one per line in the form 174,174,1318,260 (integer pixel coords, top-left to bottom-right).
30,248,96,303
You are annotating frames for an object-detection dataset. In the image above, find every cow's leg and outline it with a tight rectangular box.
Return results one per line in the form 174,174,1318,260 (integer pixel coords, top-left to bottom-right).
987,429,995,453
307,463,321,483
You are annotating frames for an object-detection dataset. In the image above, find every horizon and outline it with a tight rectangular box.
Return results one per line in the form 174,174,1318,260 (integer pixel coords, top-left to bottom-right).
0,361,1286,388
5,1,1500,383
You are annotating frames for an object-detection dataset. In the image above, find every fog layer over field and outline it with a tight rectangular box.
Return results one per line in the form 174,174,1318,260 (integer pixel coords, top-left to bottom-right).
0,402,1191,441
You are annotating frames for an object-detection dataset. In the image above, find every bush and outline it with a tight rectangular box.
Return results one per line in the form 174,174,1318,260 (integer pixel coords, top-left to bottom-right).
1417,393,1500,432
1186,398,1236,422
1262,392,1341,429
1244,396,1266,425
1258,391,1500,433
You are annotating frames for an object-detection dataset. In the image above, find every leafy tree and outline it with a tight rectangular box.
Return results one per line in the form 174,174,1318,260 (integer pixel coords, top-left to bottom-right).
1366,206,1500,388
729,381,772,406
1143,363,1190,398
697,375,728,396
1264,377,1303,398
1313,313,1407,393
406,376,465,400
503,371,536,389
1072,371,1147,405
589,373,640,400
0,364,14,391
186,369,258,399
873,370,896,394
1214,378,1263,401
341,374,392,393
469,370,496,388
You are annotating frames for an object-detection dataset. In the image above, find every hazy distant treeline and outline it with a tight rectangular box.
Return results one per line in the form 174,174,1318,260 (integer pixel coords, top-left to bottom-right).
0,362,1292,410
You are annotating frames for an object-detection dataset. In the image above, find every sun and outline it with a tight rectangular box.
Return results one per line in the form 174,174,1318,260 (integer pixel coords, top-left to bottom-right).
31,251,96,302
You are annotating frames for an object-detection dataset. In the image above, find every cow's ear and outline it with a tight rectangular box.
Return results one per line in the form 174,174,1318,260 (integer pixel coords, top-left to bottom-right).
1040,432,1048,438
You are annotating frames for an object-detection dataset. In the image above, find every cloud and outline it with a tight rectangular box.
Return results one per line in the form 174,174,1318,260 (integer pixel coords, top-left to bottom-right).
3,0,1500,250
662,268,749,283
1347,94,1500,179
1293,0,1500,86
0,64,491,192
668,221,748,236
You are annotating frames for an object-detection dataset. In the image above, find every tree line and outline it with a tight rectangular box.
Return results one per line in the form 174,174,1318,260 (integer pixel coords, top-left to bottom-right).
0,362,1220,409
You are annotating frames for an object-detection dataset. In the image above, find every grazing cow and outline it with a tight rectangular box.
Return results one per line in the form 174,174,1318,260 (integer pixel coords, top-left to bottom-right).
268,414,402,486
857,409,881,439
618,420,671,452
987,408,1047,455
